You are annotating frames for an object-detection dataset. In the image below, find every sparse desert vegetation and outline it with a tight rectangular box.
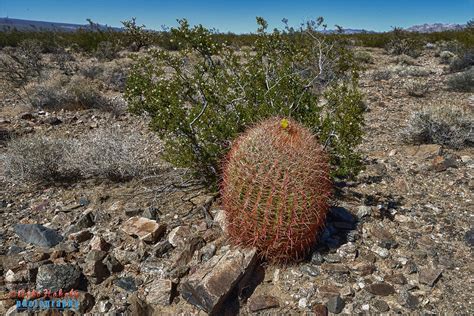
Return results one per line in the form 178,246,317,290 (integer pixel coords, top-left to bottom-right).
0,15,473,315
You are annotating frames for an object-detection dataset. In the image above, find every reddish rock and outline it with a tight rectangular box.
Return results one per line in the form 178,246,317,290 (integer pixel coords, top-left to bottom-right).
248,295,279,312
180,247,257,314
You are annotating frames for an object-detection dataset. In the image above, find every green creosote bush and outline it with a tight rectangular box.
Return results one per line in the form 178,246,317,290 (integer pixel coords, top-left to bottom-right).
125,17,364,188
385,27,422,58
121,17,152,52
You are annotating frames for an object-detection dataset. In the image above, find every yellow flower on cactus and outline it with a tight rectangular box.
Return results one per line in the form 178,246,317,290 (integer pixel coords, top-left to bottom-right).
280,118,289,129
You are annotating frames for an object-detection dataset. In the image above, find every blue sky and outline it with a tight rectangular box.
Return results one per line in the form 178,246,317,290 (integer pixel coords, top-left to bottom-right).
1,0,473,33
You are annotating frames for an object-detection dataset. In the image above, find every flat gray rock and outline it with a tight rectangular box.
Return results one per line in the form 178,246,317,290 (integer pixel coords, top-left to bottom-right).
14,224,63,247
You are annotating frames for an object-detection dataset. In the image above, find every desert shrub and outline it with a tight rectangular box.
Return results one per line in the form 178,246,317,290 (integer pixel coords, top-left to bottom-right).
405,80,428,97
401,105,473,148
435,40,464,56
372,69,392,81
446,67,474,92
27,74,113,111
2,135,79,183
439,51,456,64
392,65,431,77
71,127,149,180
51,47,77,75
0,39,44,88
396,54,416,66
80,63,104,80
121,18,152,51
449,49,474,73
95,41,119,61
102,64,129,92
385,28,421,58
2,127,157,184
354,51,373,64
126,17,364,186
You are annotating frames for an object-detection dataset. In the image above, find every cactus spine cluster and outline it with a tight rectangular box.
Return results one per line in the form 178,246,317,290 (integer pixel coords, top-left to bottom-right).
221,117,332,262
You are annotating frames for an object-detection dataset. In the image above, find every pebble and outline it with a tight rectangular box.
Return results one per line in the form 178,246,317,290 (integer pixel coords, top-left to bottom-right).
326,295,344,314
365,282,395,296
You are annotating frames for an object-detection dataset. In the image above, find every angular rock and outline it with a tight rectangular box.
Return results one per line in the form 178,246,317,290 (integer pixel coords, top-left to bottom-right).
385,273,407,285
398,290,419,309
68,230,93,243
300,264,320,277
121,216,166,243
337,242,357,260
104,255,123,273
89,236,110,251
115,276,138,292
327,295,344,314
365,282,395,296
36,264,82,292
213,209,227,232
83,260,109,284
153,240,173,258
145,279,175,306
418,268,442,287
318,285,340,298
168,226,192,248
180,247,257,314
248,295,279,312
311,251,324,265
351,261,375,276
14,224,63,248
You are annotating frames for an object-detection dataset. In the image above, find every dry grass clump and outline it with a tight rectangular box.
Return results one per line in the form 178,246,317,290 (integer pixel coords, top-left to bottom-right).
446,67,474,92
391,65,432,77
26,73,114,111
354,51,374,64
2,134,79,183
396,54,417,66
401,104,473,149
2,127,160,185
405,80,429,97
371,69,392,81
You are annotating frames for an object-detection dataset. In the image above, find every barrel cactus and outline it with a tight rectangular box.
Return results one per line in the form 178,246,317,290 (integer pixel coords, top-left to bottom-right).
221,117,332,262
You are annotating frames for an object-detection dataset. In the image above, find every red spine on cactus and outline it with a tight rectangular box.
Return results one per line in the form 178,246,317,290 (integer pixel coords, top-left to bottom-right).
221,117,332,263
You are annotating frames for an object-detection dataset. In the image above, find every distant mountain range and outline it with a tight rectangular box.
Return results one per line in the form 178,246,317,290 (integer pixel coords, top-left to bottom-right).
0,17,119,32
0,17,468,34
405,23,467,33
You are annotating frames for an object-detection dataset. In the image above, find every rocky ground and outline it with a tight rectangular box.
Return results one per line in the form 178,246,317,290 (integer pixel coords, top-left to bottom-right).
0,47,473,315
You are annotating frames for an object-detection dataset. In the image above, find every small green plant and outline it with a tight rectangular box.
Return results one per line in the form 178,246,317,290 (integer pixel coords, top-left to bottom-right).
221,117,332,262
447,67,474,92
126,17,364,187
